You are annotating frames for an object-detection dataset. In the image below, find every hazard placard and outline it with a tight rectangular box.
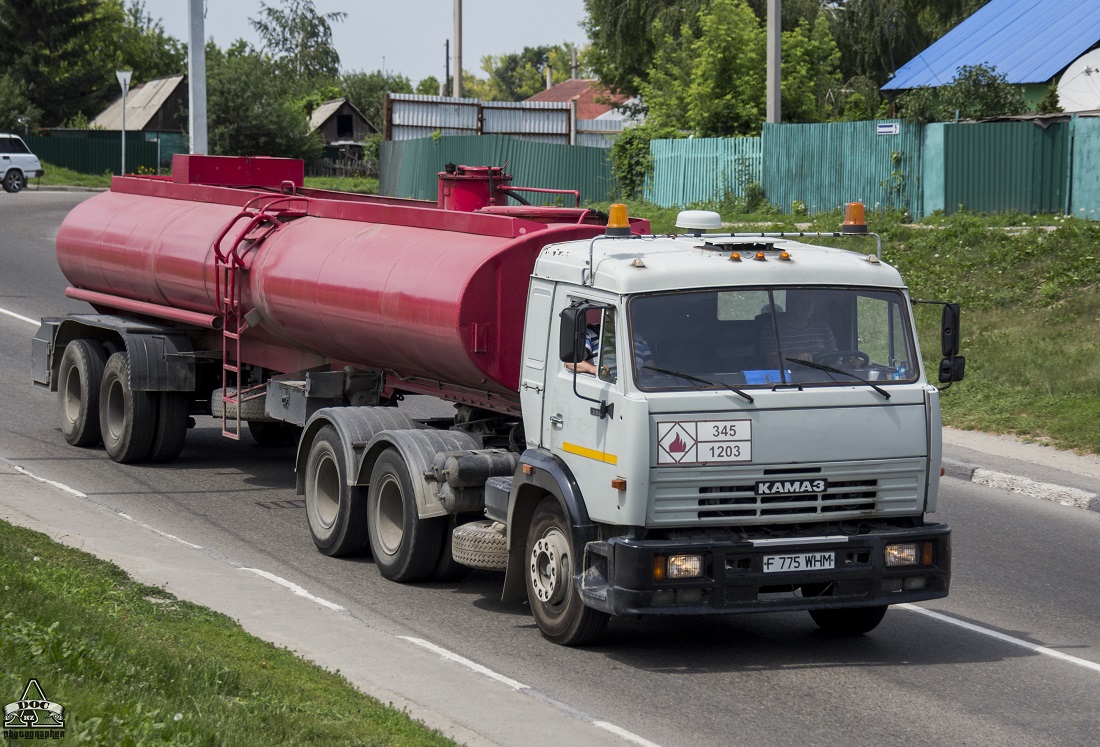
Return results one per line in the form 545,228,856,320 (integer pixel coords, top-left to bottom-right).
656,419,752,465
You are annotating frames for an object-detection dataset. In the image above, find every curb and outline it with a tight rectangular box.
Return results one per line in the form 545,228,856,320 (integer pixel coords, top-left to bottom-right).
943,458,1100,512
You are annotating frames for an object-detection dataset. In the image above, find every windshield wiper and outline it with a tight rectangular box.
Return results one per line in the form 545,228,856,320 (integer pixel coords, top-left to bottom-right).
642,365,755,403
784,358,891,400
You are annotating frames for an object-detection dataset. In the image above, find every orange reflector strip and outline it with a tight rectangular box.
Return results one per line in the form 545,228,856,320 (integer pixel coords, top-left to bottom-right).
522,464,535,475
653,555,666,582
922,541,935,566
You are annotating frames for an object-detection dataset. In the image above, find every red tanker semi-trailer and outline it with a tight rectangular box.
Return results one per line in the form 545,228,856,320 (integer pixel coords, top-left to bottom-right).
34,154,962,645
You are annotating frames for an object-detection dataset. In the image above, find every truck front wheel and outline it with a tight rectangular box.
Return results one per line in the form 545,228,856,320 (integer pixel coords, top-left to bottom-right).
809,605,888,635
59,339,107,446
525,497,609,646
367,449,443,582
99,352,156,463
304,425,369,557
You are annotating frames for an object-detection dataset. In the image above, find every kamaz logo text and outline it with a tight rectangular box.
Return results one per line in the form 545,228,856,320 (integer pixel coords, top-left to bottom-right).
755,479,827,495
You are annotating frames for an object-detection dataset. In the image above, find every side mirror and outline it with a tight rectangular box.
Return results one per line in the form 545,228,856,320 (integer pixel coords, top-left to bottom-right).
559,307,587,363
941,303,960,357
938,355,965,383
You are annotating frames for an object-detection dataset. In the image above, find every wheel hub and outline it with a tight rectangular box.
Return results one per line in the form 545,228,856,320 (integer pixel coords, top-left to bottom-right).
529,528,569,606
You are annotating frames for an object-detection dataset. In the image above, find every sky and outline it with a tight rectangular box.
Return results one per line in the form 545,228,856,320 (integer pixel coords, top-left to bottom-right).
142,0,592,86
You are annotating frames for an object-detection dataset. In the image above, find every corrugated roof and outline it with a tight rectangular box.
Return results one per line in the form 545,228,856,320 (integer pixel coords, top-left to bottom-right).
526,79,628,119
882,0,1100,91
90,75,185,130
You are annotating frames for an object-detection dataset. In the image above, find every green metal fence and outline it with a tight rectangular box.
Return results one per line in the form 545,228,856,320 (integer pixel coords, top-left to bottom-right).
380,135,615,204
1070,117,1100,219
25,130,174,175
935,121,1069,216
644,137,762,207
761,120,923,217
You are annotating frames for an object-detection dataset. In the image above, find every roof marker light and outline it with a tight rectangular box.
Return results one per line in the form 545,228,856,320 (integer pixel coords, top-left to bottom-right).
729,252,742,262
779,251,792,261
841,201,868,234
605,203,632,237
754,251,767,261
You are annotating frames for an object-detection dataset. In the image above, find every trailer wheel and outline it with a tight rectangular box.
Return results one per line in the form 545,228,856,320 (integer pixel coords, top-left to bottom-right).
98,352,156,464
148,392,189,463
367,449,443,582
58,339,107,447
525,497,609,646
809,605,888,635
304,425,369,557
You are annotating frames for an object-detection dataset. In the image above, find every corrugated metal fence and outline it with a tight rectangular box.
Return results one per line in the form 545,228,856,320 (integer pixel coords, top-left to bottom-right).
762,120,923,216
380,135,615,203
385,93,623,148
644,137,763,206
25,130,168,175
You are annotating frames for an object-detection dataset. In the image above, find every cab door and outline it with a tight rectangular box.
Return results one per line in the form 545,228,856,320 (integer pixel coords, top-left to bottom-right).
544,290,625,516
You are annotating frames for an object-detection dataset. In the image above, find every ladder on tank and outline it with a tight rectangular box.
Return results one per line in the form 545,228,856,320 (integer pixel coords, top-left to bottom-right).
212,195,307,439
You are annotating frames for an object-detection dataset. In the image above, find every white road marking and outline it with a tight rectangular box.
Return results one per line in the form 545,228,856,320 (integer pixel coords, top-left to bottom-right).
239,567,345,612
399,636,530,691
399,636,664,746
7,462,88,497
0,305,39,326
901,603,1100,674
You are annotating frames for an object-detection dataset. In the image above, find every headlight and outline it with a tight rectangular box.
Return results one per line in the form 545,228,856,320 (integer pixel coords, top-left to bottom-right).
885,542,933,567
667,554,704,579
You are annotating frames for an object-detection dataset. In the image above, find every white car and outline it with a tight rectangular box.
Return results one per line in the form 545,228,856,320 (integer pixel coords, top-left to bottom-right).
1,133,44,193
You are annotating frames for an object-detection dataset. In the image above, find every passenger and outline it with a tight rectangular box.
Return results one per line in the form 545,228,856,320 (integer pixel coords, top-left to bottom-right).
763,291,837,364
565,324,600,375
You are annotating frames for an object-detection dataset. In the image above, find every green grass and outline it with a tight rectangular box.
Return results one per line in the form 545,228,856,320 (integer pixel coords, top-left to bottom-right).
35,162,112,189
303,175,379,194
0,520,455,746
606,200,1100,455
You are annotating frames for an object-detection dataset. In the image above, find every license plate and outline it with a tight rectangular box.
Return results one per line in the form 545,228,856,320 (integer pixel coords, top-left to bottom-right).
762,552,835,573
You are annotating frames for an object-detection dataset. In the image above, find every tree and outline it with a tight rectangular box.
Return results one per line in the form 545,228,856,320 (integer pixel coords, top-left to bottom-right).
341,70,413,130
250,0,346,86
583,0,709,96
416,76,442,96
477,44,586,101
897,64,1028,123
0,0,185,126
0,0,113,125
780,15,843,123
0,72,42,132
206,40,322,160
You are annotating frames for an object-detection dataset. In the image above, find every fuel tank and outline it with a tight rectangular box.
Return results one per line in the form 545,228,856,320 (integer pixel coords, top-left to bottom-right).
56,157,646,397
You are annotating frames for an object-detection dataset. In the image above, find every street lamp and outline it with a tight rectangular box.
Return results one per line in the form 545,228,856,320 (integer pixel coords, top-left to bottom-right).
116,70,132,175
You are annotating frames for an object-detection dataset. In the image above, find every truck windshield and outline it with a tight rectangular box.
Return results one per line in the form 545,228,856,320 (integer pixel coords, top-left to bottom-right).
628,287,919,390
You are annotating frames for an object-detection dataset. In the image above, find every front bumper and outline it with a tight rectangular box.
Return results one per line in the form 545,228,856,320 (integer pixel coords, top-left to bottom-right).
579,523,950,616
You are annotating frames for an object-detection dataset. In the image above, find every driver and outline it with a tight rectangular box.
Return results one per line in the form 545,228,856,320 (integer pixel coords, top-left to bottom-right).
763,291,837,365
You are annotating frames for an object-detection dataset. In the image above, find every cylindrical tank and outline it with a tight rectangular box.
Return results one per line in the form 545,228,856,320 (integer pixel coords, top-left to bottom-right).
56,164,636,397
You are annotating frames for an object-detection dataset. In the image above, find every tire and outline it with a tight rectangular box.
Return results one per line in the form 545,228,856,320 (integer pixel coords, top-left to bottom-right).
431,516,474,582
149,392,190,463
367,449,443,582
525,497,609,646
809,605,888,635
2,169,25,193
304,425,369,557
452,520,508,571
98,352,157,464
248,420,298,447
58,339,107,447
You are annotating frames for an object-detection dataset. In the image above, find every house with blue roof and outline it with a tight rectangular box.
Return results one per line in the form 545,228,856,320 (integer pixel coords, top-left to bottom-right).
882,0,1100,111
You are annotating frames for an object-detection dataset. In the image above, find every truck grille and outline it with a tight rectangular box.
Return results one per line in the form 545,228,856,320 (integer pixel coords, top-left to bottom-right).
649,459,925,526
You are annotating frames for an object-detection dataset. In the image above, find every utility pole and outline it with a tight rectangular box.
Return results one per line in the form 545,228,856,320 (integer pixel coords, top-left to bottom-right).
452,0,462,98
443,39,450,96
116,71,131,174
188,0,208,154
766,0,781,124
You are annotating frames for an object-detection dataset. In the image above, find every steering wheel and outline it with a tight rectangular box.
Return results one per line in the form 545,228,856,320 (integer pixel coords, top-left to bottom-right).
814,350,870,368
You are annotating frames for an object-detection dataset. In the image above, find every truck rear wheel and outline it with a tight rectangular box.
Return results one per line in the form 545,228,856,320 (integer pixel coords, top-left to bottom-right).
99,352,156,463
148,392,189,463
367,449,443,582
304,425,369,557
59,339,107,447
809,605,888,635
525,497,609,646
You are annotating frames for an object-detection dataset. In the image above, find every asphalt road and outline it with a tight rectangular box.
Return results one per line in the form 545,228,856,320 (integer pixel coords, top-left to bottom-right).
2,191,1099,747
